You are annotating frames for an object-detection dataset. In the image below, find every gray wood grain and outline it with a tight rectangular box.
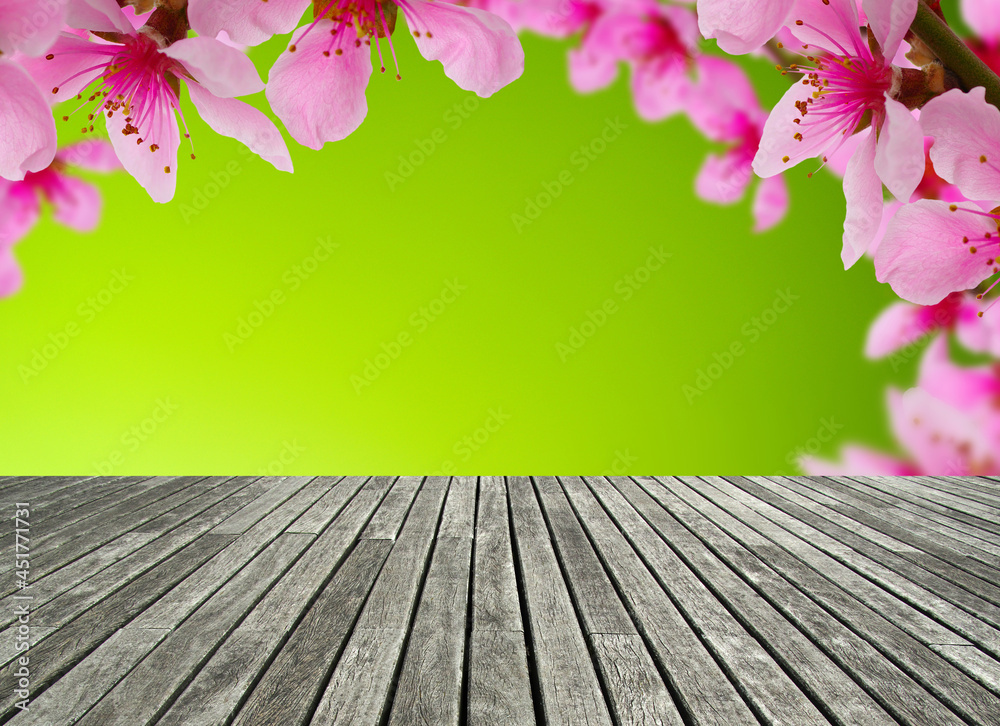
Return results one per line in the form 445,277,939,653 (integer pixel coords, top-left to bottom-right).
209,476,315,535
472,476,521,632
361,476,420,539
439,476,476,539
507,476,613,726
388,536,473,726
467,629,535,726
854,476,1000,539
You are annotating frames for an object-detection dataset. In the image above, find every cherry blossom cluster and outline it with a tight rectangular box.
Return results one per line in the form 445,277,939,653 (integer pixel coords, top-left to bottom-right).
0,0,525,294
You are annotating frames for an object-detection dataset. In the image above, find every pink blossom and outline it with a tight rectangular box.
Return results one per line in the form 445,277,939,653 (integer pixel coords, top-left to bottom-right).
0,140,120,297
875,87,1000,305
0,58,57,181
753,0,924,269
466,0,604,38
863,291,1000,358
568,0,702,122
22,13,293,203
687,55,788,231
697,0,798,55
261,0,523,148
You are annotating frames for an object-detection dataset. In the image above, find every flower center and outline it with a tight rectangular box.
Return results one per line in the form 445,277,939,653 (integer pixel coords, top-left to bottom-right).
292,0,405,79
949,204,1000,316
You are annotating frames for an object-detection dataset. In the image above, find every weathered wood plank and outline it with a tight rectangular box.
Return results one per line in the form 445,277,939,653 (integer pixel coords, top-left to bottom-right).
472,476,521,632
286,476,354,533
603,477,832,726
439,476,476,539
0,533,235,721
507,476,614,726
227,539,392,726
686,476,1000,726
361,476,421,539
310,477,449,724
467,629,535,726
209,476,314,535
6,627,169,726
388,536,472,726
77,533,312,726
162,476,394,726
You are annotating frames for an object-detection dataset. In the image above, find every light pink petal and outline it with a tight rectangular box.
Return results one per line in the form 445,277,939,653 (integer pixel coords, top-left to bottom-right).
753,78,836,177
0,0,64,56
65,0,135,35
917,335,1000,411
0,59,57,181
955,299,1000,356
867,198,901,259
568,43,618,94
696,0,795,55
50,174,102,232
56,139,121,172
864,300,926,358
961,0,1000,41
822,128,864,178
266,21,371,149
752,173,789,232
163,36,263,98
404,0,524,97
0,247,24,297
800,444,916,475
875,200,999,305
922,87,1000,201
0,182,41,246
19,33,117,104
873,97,924,201
889,387,991,474
695,150,751,205
188,0,311,47
862,0,916,59
787,0,862,55
186,82,293,172
630,56,691,122
685,55,761,142
842,127,882,269
106,94,179,203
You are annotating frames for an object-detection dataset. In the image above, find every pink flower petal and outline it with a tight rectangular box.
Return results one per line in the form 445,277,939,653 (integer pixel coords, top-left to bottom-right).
685,55,761,142
917,335,1000,412
50,174,102,232
188,0,311,47
696,0,795,55
753,78,837,177
0,59,57,181
955,299,1000,356
187,82,293,172
873,97,924,202
568,43,618,94
106,93,180,203
695,150,751,205
0,181,41,246
888,387,991,474
787,0,862,56
56,139,122,172
862,0,915,60
404,0,524,97
921,87,1000,201
265,21,371,149
875,200,1000,305
752,173,789,232
0,246,25,297
630,55,691,122
163,36,264,99
19,33,116,104
65,0,135,36
961,0,1000,41
842,127,882,269
864,300,927,358
0,0,64,56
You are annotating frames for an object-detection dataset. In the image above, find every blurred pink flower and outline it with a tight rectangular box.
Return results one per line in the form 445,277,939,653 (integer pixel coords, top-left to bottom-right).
876,87,1000,305
23,14,292,203
753,0,923,269
687,55,788,232
0,59,57,181
0,140,120,297
263,0,523,148
697,0,798,55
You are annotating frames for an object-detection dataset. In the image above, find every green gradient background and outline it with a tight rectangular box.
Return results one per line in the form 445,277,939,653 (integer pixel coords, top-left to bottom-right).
0,23,915,474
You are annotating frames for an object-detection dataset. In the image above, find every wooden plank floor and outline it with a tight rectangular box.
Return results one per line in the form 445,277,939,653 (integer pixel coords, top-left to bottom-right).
0,475,998,725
